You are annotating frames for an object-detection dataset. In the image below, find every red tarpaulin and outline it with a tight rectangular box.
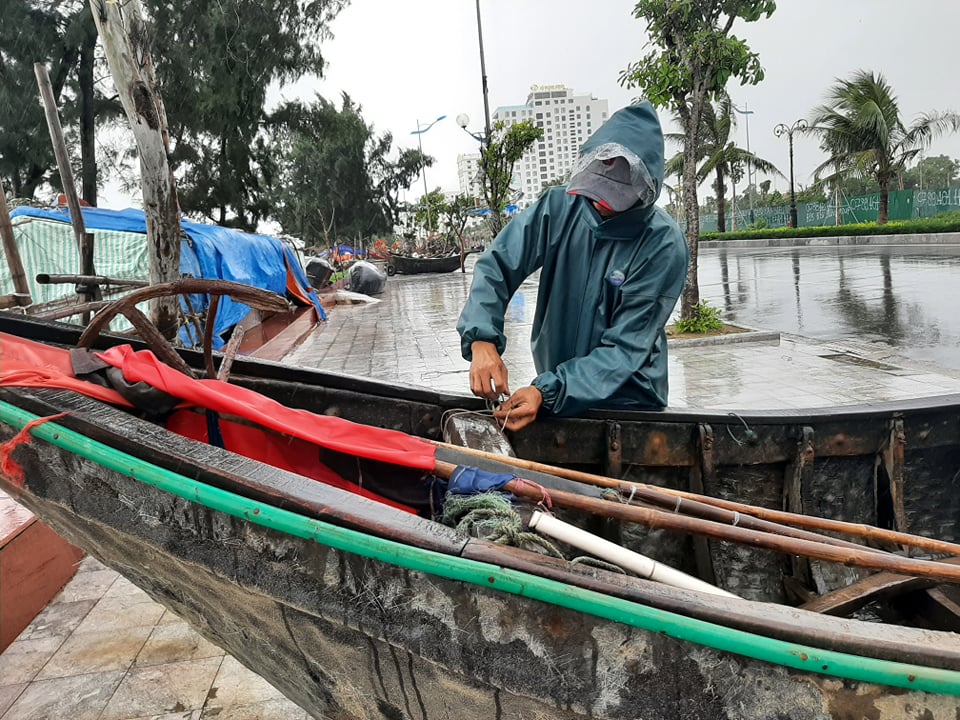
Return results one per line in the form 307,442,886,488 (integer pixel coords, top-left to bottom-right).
1,334,438,512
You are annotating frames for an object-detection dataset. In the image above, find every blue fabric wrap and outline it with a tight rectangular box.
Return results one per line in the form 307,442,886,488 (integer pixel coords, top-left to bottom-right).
11,206,325,346
447,466,515,494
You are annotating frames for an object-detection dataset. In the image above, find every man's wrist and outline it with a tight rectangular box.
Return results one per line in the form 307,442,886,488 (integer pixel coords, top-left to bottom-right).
530,376,554,410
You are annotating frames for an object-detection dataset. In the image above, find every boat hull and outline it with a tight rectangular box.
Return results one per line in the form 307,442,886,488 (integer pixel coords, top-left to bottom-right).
3,399,957,720
4,314,960,717
4,312,960,605
388,253,462,274
4,313,960,604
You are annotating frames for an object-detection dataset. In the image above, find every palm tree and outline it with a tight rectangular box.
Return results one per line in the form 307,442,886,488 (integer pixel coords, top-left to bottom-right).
808,70,960,224
666,92,782,233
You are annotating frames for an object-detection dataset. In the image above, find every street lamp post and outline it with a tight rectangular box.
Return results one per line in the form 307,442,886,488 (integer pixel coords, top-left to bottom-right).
456,113,487,206
473,0,492,144
732,102,755,224
410,114,446,234
774,118,807,228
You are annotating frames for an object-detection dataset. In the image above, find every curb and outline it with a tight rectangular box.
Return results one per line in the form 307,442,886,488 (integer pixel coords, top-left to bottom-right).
668,325,780,348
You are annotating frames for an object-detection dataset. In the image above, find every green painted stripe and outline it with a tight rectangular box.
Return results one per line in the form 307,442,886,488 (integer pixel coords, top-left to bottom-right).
2,399,959,696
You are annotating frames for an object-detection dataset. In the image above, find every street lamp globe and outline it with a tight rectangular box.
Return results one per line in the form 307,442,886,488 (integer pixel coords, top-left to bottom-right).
456,113,470,130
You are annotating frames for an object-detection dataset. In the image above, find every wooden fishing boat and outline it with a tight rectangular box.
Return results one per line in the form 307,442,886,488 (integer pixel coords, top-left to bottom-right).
387,252,462,275
3,298,960,719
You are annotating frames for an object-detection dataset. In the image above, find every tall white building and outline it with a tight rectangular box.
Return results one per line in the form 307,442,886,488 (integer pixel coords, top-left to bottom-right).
457,84,609,210
457,153,483,204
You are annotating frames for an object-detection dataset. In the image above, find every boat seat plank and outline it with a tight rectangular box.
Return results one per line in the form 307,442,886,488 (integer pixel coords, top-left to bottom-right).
800,558,960,615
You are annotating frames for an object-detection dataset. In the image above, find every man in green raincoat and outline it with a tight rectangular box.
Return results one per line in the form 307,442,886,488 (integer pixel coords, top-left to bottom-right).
456,101,688,431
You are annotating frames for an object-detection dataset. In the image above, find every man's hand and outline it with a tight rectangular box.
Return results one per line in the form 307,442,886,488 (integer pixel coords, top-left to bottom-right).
469,341,510,400
493,386,543,431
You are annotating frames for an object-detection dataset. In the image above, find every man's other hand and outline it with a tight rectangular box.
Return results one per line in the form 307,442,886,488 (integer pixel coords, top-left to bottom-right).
493,386,543,431
469,341,510,399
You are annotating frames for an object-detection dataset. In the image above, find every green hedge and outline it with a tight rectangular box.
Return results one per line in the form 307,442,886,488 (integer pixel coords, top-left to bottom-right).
701,211,960,242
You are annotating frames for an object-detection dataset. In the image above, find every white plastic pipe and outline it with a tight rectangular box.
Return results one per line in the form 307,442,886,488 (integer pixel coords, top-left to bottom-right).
529,510,738,598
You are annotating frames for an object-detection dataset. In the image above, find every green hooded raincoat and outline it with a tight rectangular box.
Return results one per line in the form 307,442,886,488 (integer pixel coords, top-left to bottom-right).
457,102,689,416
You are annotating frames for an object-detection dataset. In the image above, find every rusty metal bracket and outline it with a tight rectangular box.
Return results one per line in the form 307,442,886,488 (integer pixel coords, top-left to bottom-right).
785,426,816,592
604,421,623,479
688,423,717,585
881,417,908,533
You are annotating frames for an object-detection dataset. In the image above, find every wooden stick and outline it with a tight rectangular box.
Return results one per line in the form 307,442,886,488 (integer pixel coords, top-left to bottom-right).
36,273,148,288
31,300,111,321
0,190,32,304
216,325,246,383
431,459,960,585
35,62,101,324
434,441,960,558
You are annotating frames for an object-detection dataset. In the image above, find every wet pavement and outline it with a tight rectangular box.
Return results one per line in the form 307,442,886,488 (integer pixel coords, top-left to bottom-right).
285,246,960,409
698,243,960,372
5,239,960,719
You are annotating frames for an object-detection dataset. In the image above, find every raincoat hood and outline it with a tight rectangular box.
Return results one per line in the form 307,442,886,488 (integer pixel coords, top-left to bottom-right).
569,101,665,210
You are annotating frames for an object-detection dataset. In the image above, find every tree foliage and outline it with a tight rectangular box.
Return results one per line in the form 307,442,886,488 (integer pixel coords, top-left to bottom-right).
412,187,447,237
145,0,347,229
478,119,542,236
621,0,775,318
900,154,960,190
808,70,960,223
0,1,112,201
665,91,781,232
267,94,423,247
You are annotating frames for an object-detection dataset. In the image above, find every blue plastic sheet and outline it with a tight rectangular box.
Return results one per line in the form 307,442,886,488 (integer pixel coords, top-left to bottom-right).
11,206,325,346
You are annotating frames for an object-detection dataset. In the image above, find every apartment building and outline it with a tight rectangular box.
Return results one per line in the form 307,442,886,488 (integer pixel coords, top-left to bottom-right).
457,85,609,210
457,153,483,203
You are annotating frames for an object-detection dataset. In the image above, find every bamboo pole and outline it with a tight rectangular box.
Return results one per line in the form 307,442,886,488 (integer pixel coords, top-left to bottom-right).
35,62,99,322
36,273,149,288
628,484,888,555
34,63,89,256
430,459,960,584
435,441,960,558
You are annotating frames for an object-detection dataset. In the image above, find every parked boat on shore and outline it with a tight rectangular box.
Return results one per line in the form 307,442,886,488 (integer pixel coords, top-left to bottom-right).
387,251,462,275
3,304,960,718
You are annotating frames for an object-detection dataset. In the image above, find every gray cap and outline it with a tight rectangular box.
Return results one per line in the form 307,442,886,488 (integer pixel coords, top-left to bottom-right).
566,142,657,212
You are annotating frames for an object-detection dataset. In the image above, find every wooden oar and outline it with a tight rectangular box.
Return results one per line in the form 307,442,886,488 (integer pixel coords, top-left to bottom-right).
434,441,960,558
432,459,960,585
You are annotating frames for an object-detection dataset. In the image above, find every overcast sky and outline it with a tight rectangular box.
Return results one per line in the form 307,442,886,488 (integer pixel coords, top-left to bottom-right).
277,0,960,201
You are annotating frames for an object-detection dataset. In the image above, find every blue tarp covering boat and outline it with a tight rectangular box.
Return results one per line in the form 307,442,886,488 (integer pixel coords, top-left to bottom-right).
9,206,325,346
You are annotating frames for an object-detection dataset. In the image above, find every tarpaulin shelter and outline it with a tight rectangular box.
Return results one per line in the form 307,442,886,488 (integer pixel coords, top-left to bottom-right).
3,206,324,347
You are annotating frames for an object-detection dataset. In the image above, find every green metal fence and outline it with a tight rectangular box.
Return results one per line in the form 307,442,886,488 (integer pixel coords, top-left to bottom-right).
699,185,960,232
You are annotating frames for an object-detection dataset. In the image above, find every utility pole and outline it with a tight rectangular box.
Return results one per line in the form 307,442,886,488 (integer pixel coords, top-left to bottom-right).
733,102,755,224
475,0,492,143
